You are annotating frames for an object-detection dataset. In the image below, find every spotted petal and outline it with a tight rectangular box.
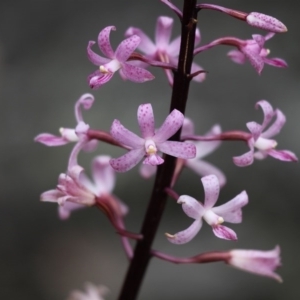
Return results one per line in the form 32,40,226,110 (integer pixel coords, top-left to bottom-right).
154,109,184,143
98,26,116,59
158,141,196,159
122,63,155,82
87,41,110,66
255,100,275,131
178,195,205,219
110,148,145,172
261,109,285,138
167,219,202,244
233,148,254,167
110,119,144,148
212,225,237,240
115,35,141,62
201,175,220,209
137,103,155,139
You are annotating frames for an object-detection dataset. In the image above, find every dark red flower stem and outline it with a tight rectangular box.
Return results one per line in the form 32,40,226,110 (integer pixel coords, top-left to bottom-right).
117,1,198,300
152,249,230,264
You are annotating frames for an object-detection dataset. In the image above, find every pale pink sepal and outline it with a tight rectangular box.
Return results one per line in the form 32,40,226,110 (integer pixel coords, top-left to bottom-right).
158,141,196,159
166,219,202,245
212,191,248,223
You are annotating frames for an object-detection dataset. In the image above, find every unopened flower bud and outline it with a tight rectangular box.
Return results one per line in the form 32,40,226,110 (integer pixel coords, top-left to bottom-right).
246,12,287,33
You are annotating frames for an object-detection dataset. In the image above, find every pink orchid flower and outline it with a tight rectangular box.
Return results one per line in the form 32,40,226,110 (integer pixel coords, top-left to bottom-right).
166,174,248,244
41,156,127,220
228,32,287,74
233,100,298,167
87,26,154,89
125,16,205,85
140,118,226,187
34,93,97,152
109,103,196,172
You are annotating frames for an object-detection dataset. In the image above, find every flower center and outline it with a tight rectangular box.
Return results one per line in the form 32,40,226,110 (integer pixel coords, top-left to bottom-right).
100,59,122,74
254,137,277,151
203,209,224,226
145,139,157,156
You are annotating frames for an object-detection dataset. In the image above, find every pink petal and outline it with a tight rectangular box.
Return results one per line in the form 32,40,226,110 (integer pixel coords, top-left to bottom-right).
194,28,201,46
212,225,237,240
244,51,264,74
137,103,155,138
212,191,248,223
267,149,298,162
246,121,262,140
34,133,68,146
87,41,110,66
88,70,114,89
154,109,184,143
143,154,164,166
233,149,254,167
115,35,141,62
168,36,181,57
92,155,115,194
252,34,265,48
201,175,220,209
125,27,156,55
110,148,145,172
121,63,155,82
40,189,63,202
166,219,202,245
98,26,116,59
74,93,95,123
264,57,288,68
158,141,196,159
227,50,246,65
181,118,195,137
265,32,275,41
262,109,286,138
186,160,226,187
191,62,206,82
178,195,205,219
255,100,275,131
155,16,173,48
139,164,156,178
58,202,86,220
110,119,144,148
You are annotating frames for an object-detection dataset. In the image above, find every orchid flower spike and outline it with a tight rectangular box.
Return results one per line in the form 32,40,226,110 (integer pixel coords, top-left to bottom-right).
228,246,282,282
87,26,154,89
140,118,226,187
109,103,196,172
34,94,97,151
41,156,127,220
166,175,248,244
125,17,205,85
228,32,287,74
233,100,298,167
67,282,109,300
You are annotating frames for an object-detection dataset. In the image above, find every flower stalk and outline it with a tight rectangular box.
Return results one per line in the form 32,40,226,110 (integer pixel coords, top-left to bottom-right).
117,1,198,299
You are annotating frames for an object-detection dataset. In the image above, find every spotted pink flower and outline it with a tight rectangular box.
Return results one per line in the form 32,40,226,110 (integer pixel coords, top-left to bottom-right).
166,175,248,244
110,103,196,172
125,17,205,85
233,100,298,167
87,26,154,89
227,33,287,74
140,118,226,187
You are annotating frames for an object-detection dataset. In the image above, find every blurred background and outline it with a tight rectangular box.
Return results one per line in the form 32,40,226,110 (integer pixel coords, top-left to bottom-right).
1,0,300,299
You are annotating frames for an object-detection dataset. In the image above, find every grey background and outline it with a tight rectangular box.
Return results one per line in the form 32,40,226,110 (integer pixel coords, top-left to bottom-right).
1,0,299,299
